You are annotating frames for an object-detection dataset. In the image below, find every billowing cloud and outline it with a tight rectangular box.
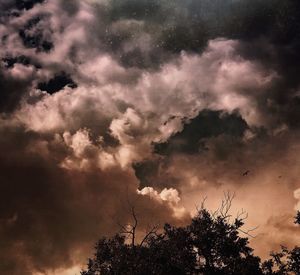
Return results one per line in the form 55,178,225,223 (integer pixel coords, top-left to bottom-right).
0,122,188,274
137,187,187,219
294,188,300,211
0,0,300,273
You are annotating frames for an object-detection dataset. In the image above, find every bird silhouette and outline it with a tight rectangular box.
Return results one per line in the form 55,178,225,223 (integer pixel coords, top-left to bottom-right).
242,170,250,176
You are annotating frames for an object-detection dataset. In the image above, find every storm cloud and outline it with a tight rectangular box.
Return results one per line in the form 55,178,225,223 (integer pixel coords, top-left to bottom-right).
0,0,300,273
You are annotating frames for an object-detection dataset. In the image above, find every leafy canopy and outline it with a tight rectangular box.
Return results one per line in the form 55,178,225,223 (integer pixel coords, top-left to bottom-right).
82,207,300,275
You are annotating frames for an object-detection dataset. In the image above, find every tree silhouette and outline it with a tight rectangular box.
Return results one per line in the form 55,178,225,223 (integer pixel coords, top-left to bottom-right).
261,212,300,275
295,211,300,225
81,204,300,275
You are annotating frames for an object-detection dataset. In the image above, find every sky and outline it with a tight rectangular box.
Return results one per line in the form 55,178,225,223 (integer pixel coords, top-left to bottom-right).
0,0,300,274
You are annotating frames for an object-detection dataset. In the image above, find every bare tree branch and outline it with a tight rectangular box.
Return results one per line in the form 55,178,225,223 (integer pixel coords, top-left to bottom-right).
219,191,235,220
139,224,159,247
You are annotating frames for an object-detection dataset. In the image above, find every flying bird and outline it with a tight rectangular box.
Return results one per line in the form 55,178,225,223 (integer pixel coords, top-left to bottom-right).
242,170,250,176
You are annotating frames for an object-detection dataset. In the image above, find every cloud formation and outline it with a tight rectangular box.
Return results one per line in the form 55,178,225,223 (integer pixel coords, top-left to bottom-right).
0,0,300,273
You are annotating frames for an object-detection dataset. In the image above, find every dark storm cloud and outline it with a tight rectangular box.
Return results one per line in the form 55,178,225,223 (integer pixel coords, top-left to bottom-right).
133,157,180,189
134,110,249,189
133,159,160,188
2,0,300,68
0,0,45,22
1,0,300,273
1,0,300,113
0,2,50,113
0,124,185,274
0,0,44,12
91,0,300,134
15,0,45,11
154,110,248,155
37,72,77,94
2,55,32,68
18,15,54,52
0,67,32,112
85,0,300,68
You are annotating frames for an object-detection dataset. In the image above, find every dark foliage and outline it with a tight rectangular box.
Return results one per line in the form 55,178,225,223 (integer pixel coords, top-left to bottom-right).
262,246,300,275
295,211,300,225
82,207,300,275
